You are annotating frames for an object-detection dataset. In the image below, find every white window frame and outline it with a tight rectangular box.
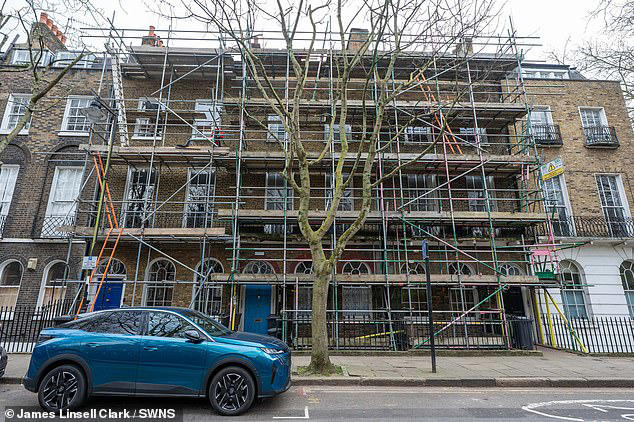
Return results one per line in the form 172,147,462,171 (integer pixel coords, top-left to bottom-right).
559,260,589,319
60,95,92,136
578,107,608,128
325,173,353,211
11,49,52,66
404,126,432,143
543,173,575,236
265,172,293,211
36,260,67,309
52,51,95,69
267,114,287,143
143,258,176,307
324,123,352,141
0,259,24,311
595,173,632,236
1,94,31,135
183,167,216,228
530,106,554,126
0,165,19,233
620,260,634,319
191,100,222,141
466,175,496,212
132,117,162,140
192,258,224,315
122,167,157,229
42,166,83,238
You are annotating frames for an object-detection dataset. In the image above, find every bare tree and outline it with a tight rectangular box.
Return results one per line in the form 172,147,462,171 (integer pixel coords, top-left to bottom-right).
0,1,89,155
165,0,499,373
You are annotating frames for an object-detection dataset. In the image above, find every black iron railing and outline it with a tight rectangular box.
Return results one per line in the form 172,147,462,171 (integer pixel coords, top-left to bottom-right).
532,124,562,146
534,216,634,238
0,300,76,352
41,216,76,238
538,315,634,353
584,126,619,148
0,214,6,237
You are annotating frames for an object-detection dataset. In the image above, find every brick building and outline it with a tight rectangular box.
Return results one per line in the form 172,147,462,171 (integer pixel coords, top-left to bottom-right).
2,19,632,351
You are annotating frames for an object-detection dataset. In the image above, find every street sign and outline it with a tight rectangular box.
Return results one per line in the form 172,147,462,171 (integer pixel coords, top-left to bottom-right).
541,157,564,181
82,256,98,270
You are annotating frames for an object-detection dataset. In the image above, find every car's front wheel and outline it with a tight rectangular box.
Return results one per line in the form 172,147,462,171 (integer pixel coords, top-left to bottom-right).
209,366,255,416
37,364,86,412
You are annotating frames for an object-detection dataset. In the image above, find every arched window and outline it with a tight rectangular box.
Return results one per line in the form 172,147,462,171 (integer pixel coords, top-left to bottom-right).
40,261,67,308
96,258,127,279
620,260,634,318
342,261,370,275
144,259,176,306
294,261,313,274
242,260,274,274
400,262,426,275
560,260,588,319
498,263,524,276
341,261,371,317
0,260,23,307
448,262,473,276
193,258,224,315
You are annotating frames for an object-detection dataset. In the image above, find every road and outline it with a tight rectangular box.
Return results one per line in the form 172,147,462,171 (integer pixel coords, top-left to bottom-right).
1,383,634,421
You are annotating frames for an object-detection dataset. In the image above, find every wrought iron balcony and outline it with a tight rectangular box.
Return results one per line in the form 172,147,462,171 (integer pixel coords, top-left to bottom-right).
541,215,634,238
583,126,619,148
532,124,562,146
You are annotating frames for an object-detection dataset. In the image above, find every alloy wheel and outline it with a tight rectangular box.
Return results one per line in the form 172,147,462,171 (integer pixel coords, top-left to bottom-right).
213,372,249,412
41,370,79,410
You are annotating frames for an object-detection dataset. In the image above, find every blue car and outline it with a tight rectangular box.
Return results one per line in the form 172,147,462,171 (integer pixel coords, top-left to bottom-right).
23,307,291,416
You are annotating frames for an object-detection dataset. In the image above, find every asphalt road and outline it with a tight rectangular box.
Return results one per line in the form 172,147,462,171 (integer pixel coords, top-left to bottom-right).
1,383,634,421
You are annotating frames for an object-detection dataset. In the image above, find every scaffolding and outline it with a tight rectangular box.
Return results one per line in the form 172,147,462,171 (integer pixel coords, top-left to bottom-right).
56,15,570,350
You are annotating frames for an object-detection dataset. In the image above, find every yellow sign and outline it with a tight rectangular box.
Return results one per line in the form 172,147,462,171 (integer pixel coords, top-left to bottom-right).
541,158,564,181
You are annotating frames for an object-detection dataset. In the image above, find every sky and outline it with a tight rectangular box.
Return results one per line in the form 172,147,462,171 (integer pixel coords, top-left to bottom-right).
4,0,601,63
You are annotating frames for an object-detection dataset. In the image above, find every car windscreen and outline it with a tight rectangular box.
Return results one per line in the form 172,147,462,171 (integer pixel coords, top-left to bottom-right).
179,309,232,337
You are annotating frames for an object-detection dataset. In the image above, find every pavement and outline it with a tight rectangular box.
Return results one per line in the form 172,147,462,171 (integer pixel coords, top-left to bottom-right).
3,347,634,388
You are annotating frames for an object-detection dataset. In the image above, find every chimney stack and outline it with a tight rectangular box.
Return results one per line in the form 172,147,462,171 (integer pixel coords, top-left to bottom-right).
34,12,67,48
347,28,369,52
39,12,48,24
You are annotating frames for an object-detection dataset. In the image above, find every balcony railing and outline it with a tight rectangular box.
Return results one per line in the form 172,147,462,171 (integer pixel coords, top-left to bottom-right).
41,215,76,238
535,215,634,238
583,126,619,148
531,124,562,146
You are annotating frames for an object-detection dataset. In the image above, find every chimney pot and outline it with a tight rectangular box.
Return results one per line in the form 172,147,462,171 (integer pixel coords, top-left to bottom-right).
60,35,67,44
39,12,48,23
46,18,53,29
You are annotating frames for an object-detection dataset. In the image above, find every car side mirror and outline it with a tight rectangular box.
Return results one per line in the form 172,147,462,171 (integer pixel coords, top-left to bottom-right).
184,330,203,343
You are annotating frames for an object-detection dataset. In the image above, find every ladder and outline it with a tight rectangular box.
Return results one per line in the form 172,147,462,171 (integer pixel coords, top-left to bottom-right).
107,44,129,147
75,153,123,315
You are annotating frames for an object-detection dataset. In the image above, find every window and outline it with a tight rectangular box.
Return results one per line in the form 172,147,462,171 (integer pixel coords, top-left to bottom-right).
342,261,371,275
147,311,197,338
0,165,19,235
123,168,156,228
40,262,67,308
342,286,372,317
450,287,477,316
267,115,287,142
52,52,95,68
193,258,224,315
82,311,143,335
560,260,588,319
466,175,496,212
61,96,92,134
137,97,164,112
265,173,293,234
295,261,313,274
459,127,487,144
400,262,426,275
580,107,614,145
243,260,274,274
95,258,126,279
521,69,569,80
133,118,162,139
543,174,574,236
402,174,437,211
498,263,523,276
11,49,52,66
325,173,353,211
530,107,559,144
402,287,427,312
620,261,634,318
324,124,352,141
448,262,473,276
530,108,553,126
192,100,222,142
0,260,23,307
579,107,606,129
42,167,83,238
1,94,31,134
596,174,631,236
293,261,313,318
185,168,215,228
144,259,176,306
404,126,431,143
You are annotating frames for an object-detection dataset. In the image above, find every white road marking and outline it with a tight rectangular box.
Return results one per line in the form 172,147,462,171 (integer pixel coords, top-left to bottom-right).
273,406,309,419
522,399,634,421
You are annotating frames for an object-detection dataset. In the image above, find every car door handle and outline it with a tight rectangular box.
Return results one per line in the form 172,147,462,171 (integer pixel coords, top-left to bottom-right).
86,342,99,348
143,346,158,351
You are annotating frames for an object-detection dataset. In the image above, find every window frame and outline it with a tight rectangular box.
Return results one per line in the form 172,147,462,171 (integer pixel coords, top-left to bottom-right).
36,260,68,309
192,258,224,315
191,100,222,141
559,260,589,319
267,114,287,143
143,258,176,307
60,95,92,136
619,260,634,318
1,94,31,135
183,167,216,228
0,164,20,229
578,106,608,128
542,173,575,236
0,259,24,310
595,173,632,237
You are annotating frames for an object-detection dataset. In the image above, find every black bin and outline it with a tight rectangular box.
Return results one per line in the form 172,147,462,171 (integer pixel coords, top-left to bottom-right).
509,317,535,350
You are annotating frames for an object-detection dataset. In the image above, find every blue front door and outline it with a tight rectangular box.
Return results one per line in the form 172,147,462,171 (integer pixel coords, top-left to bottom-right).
93,281,123,311
243,285,272,334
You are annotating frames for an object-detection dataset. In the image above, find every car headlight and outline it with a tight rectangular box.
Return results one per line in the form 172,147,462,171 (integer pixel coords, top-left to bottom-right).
261,347,284,355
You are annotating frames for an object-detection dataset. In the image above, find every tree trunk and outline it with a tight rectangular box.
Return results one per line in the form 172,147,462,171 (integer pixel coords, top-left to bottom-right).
308,269,336,374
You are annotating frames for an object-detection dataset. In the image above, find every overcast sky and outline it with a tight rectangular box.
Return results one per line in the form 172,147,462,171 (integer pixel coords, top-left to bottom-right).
6,0,600,63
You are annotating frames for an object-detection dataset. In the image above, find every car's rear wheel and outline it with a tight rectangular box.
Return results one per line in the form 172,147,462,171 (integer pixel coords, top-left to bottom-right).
38,364,86,412
209,366,255,416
